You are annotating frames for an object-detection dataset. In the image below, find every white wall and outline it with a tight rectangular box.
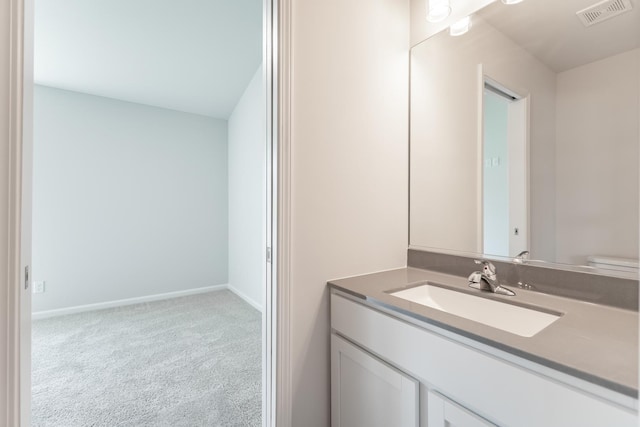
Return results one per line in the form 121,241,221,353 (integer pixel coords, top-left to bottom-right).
290,0,410,425
410,16,557,260
228,65,265,311
555,49,640,265
32,85,229,313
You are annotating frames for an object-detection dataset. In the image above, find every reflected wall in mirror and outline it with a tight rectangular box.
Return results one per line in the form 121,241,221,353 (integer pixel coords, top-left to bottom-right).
410,0,639,274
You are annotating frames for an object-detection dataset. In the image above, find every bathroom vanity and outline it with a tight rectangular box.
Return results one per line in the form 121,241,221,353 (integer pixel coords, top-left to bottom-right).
329,263,638,427
328,0,640,425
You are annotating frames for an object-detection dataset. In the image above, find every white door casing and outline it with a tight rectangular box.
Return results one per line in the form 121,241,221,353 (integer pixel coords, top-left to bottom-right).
5,0,31,424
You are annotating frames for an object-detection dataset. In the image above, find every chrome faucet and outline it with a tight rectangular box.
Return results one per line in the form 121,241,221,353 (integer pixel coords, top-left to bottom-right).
468,259,516,296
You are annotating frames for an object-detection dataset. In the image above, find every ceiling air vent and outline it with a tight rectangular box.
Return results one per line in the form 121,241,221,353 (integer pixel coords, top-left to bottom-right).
576,0,633,26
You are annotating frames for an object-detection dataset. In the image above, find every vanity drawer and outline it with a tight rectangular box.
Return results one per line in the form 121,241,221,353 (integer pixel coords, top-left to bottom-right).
331,293,637,427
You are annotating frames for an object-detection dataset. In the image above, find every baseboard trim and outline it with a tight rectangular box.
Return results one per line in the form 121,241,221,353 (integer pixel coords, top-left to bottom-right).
227,284,263,312
32,284,228,320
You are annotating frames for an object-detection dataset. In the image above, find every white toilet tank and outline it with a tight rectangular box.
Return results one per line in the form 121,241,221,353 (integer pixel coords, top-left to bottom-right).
587,255,639,273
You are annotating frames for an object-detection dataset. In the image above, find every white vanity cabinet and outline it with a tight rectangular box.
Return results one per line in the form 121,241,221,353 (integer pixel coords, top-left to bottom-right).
330,292,638,427
427,391,495,427
331,334,419,427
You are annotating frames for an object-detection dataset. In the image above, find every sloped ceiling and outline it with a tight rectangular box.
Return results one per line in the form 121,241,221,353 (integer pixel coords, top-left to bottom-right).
35,0,263,118
478,0,640,72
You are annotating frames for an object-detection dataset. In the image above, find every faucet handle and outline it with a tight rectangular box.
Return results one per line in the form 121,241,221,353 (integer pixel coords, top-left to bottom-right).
474,258,496,269
474,259,497,276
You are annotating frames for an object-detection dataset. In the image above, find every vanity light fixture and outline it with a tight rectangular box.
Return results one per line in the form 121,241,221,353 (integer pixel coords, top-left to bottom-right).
449,16,471,36
501,0,525,4
427,0,452,22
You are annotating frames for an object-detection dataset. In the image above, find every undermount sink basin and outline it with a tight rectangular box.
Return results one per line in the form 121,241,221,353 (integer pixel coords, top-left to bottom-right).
389,283,561,337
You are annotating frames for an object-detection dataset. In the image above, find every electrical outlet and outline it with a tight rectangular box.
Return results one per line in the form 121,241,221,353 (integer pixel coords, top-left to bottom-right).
33,281,45,294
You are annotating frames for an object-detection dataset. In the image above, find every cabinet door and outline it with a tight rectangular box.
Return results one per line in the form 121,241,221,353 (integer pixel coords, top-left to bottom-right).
428,390,495,427
331,334,419,427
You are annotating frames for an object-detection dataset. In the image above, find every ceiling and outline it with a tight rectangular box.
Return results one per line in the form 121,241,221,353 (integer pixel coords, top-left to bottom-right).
34,0,263,118
478,0,640,72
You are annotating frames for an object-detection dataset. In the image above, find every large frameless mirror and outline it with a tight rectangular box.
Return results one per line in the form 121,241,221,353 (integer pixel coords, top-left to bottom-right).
410,0,640,277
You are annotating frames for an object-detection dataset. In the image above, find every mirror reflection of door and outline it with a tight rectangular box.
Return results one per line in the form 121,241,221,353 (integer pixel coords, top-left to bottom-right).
482,79,528,258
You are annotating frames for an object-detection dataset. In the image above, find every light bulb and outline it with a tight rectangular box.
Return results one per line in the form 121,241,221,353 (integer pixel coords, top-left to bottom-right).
427,0,452,23
449,16,471,36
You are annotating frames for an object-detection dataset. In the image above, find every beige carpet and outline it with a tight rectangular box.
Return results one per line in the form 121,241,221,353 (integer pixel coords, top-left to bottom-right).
32,290,262,426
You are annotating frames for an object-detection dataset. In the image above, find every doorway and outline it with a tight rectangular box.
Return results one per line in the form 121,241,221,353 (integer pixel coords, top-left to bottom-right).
482,79,529,258
12,0,280,425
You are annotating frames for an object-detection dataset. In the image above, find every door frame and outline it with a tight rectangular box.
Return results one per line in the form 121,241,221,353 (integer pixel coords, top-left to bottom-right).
480,82,530,257
475,64,531,258
4,0,293,425
268,0,293,425
5,0,31,425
